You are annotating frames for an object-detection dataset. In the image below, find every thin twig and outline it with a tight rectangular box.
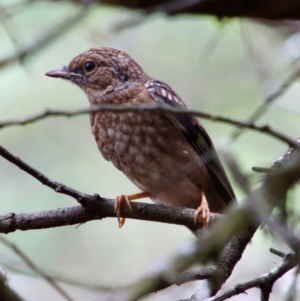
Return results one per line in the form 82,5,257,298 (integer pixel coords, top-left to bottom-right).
1,118,300,300
0,236,75,301
0,4,21,49
0,145,89,200
0,4,91,69
206,253,297,301
252,166,271,173
0,104,296,146
230,67,300,140
105,203,258,301
106,148,300,301
0,260,112,292
270,248,286,258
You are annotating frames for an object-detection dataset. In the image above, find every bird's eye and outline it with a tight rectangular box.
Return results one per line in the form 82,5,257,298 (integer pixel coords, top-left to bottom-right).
83,61,96,73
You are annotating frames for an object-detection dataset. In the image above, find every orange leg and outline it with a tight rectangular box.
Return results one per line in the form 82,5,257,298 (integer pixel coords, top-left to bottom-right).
194,192,210,228
114,191,150,228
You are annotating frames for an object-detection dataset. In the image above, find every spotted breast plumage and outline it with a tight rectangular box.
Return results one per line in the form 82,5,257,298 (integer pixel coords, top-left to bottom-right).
46,47,236,228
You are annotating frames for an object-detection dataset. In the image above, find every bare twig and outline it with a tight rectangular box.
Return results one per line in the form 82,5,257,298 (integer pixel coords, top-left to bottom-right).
120,141,300,301
0,4,91,69
0,137,299,301
0,106,300,301
0,145,89,200
270,248,286,258
206,253,297,301
0,104,296,146
0,5,21,50
105,204,257,301
0,259,112,292
273,137,300,168
0,236,74,301
252,166,272,173
231,67,300,140
1,136,300,300
253,137,300,173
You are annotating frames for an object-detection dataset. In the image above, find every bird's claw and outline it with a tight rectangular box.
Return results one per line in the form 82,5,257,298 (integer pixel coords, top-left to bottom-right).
114,195,132,228
194,204,210,229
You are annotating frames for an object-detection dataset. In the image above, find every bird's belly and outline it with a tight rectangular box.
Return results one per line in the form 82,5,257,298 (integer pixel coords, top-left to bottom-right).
91,112,205,208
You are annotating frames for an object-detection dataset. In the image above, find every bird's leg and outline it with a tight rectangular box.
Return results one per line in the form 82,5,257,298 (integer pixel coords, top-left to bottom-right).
194,191,210,228
115,191,150,228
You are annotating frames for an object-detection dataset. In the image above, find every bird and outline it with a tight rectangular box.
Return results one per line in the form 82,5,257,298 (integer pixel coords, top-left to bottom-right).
46,47,236,228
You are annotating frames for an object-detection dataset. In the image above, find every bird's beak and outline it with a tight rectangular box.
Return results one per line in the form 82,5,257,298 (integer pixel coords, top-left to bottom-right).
45,67,83,80
45,67,70,79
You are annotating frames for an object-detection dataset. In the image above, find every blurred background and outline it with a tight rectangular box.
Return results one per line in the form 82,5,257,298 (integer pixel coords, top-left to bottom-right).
1,1,300,300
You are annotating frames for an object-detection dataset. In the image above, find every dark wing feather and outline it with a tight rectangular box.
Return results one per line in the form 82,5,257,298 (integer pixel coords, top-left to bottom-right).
145,79,236,206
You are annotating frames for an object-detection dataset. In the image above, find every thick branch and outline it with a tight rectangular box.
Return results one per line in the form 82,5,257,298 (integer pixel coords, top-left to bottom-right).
35,0,300,21
105,203,258,301
105,140,300,300
0,202,221,234
0,144,220,232
1,124,300,300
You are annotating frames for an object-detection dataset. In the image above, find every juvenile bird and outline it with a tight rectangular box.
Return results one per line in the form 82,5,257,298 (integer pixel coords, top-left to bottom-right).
46,47,236,228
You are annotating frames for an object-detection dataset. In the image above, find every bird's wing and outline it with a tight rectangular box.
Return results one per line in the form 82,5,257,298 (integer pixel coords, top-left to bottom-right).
145,79,236,205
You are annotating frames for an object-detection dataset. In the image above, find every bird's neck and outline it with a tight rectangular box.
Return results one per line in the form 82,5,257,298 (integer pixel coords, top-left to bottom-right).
88,82,145,106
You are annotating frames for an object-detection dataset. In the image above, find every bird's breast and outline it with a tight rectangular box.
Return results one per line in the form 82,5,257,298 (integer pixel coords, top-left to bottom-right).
90,110,208,208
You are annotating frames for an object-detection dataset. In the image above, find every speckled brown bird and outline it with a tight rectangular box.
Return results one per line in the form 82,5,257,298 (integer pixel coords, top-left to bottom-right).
46,47,236,228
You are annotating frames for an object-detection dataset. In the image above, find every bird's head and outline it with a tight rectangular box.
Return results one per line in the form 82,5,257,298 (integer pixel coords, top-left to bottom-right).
46,47,148,99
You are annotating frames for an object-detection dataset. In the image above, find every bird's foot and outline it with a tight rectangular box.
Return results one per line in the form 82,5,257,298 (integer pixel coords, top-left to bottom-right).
114,195,132,228
194,196,210,228
114,191,150,228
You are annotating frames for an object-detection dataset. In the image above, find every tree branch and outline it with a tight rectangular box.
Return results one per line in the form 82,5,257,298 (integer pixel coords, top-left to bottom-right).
105,139,300,300
0,144,220,233
0,104,296,146
0,3,91,69
230,66,300,141
0,202,222,234
0,236,74,301
1,134,300,300
35,0,300,21
1,115,300,300
207,252,297,301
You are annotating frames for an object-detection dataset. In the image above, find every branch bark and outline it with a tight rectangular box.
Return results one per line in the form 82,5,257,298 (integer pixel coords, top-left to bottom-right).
42,0,300,21
207,252,297,301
